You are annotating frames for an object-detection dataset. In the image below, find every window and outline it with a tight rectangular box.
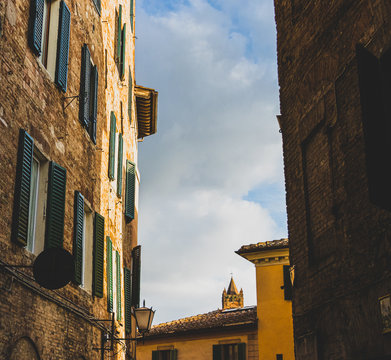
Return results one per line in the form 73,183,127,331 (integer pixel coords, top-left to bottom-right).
152,350,177,360
73,191,94,291
12,129,66,251
93,213,105,297
125,160,136,220
276,355,283,360
108,112,117,180
116,5,126,79
213,343,246,360
356,44,391,211
79,44,98,144
107,236,113,312
29,0,71,92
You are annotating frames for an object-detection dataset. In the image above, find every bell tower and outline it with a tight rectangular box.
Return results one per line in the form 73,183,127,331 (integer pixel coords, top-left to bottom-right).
222,276,244,309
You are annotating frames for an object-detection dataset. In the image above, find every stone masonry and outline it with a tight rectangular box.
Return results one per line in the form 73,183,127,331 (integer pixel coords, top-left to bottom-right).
0,0,154,358
274,0,391,359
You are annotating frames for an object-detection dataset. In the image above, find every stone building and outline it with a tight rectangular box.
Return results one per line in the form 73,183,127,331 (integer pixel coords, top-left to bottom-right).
136,279,259,360
0,0,157,358
274,1,391,358
236,239,294,360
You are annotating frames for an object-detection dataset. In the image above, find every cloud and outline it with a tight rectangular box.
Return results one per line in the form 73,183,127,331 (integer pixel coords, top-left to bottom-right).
135,0,286,324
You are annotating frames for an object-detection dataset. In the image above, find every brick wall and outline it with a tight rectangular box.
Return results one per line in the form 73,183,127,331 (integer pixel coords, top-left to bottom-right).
0,0,138,358
274,0,391,358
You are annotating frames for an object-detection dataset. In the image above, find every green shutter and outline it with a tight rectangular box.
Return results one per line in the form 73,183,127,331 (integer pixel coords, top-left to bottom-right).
170,349,178,360
117,133,123,197
12,129,34,247
124,267,132,332
45,161,67,249
107,237,113,312
130,0,134,33
152,351,158,360
93,213,105,297
238,343,246,360
79,44,91,128
120,23,126,80
116,5,122,63
131,245,141,308
29,0,44,55
89,65,98,144
55,0,71,92
93,0,101,14
213,345,222,360
108,112,116,180
116,251,122,320
125,160,136,220
283,265,293,300
128,66,133,123
73,191,84,285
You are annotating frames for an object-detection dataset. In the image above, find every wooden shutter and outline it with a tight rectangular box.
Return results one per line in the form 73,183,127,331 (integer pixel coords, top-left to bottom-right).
79,44,91,128
73,191,84,285
12,129,34,246
107,237,113,312
356,44,391,211
93,213,105,297
116,251,122,320
128,66,133,123
152,351,158,360
130,0,134,33
29,0,45,55
117,133,123,197
131,245,141,308
45,161,67,249
89,65,98,144
170,349,178,360
116,5,122,63
108,112,116,180
125,160,136,220
283,265,293,300
93,0,101,14
213,345,222,360
55,0,71,92
120,23,126,80
124,267,132,332
238,343,246,360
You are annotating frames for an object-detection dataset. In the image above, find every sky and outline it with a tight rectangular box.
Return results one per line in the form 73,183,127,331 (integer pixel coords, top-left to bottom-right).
134,0,286,325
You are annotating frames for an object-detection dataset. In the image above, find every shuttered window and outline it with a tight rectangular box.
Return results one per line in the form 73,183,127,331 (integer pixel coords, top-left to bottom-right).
357,45,391,211
124,267,132,332
212,343,246,360
93,213,105,297
89,65,98,144
117,133,123,197
73,191,84,285
92,0,101,14
29,0,45,55
107,237,113,312
116,251,122,320
108,112,116,180
55,0,71,92
283,265,292,300
12,129,34,247
125,160,136,220
152,350,177,360
130,0,134,33
120,23,126,80
45,161,67,249
116,5,122,63
79,44,91,128
131,245,141,308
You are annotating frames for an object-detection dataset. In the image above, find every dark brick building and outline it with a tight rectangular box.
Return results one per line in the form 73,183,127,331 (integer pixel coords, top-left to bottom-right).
274,1,391,359
0,0,157,358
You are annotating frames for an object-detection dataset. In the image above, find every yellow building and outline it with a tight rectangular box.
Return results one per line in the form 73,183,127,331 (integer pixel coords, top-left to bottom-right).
236,239,294,360
137,278,259,360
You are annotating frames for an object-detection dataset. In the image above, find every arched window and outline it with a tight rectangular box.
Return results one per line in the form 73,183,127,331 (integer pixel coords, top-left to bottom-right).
9,337,40,360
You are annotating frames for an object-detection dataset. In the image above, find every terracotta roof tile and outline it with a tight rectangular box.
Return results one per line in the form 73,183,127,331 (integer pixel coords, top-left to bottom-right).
236,238,289,255
144,306,257,338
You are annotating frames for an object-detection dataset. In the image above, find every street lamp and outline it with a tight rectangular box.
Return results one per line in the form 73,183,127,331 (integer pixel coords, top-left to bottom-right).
133,301,155,335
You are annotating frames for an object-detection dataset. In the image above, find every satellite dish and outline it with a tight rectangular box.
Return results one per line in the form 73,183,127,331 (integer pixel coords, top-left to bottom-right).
33,247,74,290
